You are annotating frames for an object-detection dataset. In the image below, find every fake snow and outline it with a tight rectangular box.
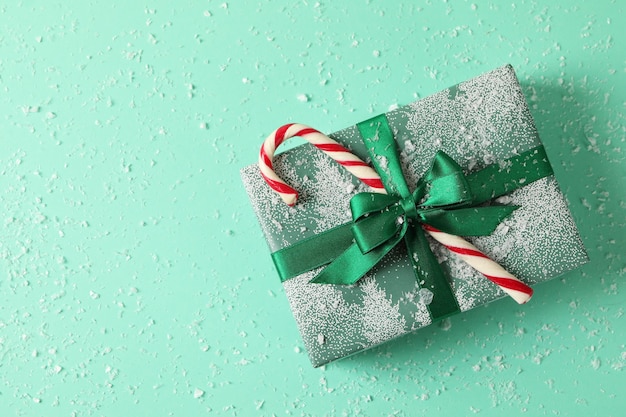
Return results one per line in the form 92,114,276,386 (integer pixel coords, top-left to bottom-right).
419,288,434,305
361,276,406,345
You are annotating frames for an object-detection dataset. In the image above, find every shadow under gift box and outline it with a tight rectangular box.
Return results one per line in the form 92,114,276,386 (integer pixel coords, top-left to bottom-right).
240,65,588,367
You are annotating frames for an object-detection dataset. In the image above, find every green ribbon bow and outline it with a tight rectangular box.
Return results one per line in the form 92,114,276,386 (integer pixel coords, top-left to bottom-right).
271,114,553,320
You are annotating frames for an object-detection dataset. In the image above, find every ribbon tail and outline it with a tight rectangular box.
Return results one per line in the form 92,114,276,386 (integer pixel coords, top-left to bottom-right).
403,224,460,319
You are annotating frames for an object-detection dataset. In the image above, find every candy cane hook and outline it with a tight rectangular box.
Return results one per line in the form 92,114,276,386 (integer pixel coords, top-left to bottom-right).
259,123,533,304
259,123,385,206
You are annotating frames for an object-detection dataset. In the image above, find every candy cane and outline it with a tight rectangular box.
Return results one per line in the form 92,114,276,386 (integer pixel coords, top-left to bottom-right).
259,123,385,206
260,123,533,304
422,225,532,304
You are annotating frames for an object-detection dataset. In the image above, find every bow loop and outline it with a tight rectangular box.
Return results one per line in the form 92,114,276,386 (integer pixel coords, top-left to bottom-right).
350,193,399,220
416,150,473,208
352,203,405,254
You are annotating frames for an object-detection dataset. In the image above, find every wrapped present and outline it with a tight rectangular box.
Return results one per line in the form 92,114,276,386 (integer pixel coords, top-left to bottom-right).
240,65,588,367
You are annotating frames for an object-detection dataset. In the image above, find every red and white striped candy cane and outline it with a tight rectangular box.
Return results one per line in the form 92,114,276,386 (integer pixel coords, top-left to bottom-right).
259,123,533,304
422,225,532,304
259,123,385,206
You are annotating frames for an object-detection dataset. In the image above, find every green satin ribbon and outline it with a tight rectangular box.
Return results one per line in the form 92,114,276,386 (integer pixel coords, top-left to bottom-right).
271,114,553,320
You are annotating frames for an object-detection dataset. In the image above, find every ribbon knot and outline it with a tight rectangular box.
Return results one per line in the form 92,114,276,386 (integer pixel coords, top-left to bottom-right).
400,196,419,221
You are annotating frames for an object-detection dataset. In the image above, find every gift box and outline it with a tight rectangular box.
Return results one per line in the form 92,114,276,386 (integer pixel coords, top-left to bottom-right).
240,65,588,367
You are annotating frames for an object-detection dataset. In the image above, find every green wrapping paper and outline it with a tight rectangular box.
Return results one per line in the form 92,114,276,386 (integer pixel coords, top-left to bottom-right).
240,65,588,367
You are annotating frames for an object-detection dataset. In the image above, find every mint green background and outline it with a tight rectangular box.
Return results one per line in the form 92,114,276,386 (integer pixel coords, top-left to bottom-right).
0,1,623,416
